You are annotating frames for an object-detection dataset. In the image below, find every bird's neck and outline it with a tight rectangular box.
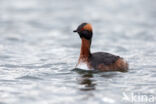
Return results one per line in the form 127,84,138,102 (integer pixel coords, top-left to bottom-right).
79,38,91,61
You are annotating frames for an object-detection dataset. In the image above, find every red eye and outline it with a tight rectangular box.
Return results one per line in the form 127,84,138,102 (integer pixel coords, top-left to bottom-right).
81,28,84,31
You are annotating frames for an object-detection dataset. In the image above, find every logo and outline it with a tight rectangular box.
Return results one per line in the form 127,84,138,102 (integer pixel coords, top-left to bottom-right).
122,92,156,103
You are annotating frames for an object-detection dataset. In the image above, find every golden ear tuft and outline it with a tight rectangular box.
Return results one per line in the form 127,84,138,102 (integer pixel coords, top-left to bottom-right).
83,24,92,32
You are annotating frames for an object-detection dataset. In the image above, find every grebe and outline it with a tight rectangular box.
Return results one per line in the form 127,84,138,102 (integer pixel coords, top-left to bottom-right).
73,23,128,71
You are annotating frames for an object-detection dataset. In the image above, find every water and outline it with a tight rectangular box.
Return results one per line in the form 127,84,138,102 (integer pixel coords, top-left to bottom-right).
0,0,156,104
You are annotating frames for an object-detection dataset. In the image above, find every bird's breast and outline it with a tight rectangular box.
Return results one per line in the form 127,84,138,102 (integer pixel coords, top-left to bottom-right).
76,62,93,70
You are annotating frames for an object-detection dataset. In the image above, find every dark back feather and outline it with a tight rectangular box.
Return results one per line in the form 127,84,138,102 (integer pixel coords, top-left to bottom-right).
89,52,120,68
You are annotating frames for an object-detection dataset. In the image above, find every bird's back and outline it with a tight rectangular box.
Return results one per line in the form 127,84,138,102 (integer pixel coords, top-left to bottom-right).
89,52,120,65
88,52,127,71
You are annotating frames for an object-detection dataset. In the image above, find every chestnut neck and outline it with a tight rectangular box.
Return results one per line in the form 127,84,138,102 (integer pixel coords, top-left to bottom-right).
79,38,91,60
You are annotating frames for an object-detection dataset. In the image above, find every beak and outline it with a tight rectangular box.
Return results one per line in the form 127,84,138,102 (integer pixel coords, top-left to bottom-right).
73,30,77,32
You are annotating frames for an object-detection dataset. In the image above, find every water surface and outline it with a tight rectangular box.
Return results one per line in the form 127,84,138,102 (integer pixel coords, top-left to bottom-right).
0,0,156,104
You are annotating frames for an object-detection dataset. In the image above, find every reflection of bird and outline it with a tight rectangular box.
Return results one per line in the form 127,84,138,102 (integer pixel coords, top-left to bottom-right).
73,23,128,71
78,73,96,91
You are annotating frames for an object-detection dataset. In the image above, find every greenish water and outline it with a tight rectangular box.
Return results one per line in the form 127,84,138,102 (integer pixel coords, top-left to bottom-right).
0,0,156,104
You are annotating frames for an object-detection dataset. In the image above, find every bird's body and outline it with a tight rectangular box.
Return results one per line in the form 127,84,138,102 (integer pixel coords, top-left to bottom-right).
73,23,128,71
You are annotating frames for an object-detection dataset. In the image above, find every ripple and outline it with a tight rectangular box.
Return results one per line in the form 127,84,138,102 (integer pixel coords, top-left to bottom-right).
0,0,156,104
16,75,42,80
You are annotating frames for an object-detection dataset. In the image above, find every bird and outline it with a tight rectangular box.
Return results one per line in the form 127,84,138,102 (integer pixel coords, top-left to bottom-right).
73,23,128,72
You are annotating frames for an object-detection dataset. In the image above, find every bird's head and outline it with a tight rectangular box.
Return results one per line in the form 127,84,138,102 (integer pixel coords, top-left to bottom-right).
73,23,93,40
